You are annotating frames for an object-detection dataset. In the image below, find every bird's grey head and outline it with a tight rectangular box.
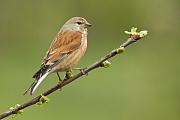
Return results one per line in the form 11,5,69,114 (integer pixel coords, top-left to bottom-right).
63,17,92,34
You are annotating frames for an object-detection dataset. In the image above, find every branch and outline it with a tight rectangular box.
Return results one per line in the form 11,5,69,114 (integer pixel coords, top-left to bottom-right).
0,27,148,119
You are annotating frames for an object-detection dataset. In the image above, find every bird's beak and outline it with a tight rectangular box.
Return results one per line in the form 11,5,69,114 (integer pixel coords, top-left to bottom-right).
85,23,92,28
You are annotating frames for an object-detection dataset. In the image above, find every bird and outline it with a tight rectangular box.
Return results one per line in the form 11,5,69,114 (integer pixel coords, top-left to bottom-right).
23,17,91,95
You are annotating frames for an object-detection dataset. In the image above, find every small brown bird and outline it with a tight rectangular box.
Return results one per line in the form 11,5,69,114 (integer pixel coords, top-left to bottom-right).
23,17,91,95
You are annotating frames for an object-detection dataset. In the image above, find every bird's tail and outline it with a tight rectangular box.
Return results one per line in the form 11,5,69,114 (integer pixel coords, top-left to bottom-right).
23,72,49,95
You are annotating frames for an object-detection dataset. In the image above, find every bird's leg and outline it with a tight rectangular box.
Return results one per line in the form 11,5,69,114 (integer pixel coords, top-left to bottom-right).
56,72,62,81
72,67,87,75
56,72,63,91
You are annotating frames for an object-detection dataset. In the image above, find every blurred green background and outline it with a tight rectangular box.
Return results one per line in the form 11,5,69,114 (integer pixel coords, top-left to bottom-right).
0,0,179,120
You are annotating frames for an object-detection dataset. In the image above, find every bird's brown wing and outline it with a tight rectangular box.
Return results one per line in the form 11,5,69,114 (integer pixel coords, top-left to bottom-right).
33,30,82,79
44,30,82,64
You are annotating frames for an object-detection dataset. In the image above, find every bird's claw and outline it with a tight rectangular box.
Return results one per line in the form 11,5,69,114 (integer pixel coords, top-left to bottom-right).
73,67,88,75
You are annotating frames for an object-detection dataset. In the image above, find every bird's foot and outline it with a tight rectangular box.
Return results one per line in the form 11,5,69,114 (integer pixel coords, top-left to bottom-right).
72,67,88,75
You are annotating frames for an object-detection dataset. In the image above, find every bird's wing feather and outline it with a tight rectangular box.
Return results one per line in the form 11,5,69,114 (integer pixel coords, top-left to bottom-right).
33,30,82,79
44,30,82,65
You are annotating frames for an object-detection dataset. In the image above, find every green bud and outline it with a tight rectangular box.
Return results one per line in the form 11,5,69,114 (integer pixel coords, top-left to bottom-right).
102,60,111,68
116,47,125,54
66,70,73,78
139,30,148,38
12,114,17,118
9,104,24,118
125,27,138,36
131,27,137,32
125,27,148,39
36,101,43,106
124,31,131,35
36,95,50,106
40,95,50,104
18,110,24,115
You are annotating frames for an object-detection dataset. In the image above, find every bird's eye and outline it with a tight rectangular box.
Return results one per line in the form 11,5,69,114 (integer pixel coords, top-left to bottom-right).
77,22,82,25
